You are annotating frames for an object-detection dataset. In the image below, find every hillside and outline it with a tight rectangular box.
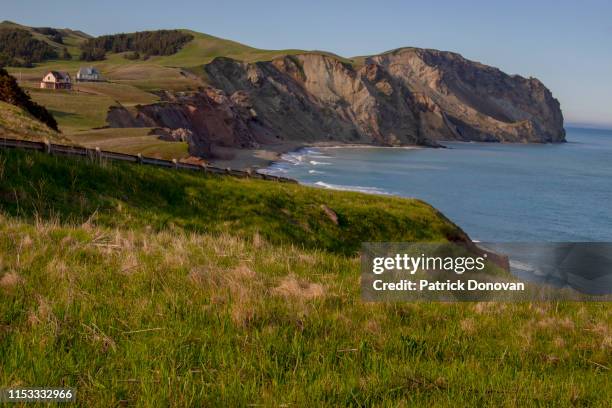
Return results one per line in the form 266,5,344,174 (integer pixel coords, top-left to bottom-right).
0,21,90,65
2,22,565,167
1,24,310,153
0,24,356,160
0,149,465,253
0,149,610,406
0,21,90,51
0,68,65,141
0,101,64,142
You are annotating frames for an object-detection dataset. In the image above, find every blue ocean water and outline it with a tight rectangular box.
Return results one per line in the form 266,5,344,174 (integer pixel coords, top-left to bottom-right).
262,127,612,241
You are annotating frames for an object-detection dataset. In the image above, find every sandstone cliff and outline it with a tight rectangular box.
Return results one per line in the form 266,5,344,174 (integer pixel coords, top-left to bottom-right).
107,48,565,158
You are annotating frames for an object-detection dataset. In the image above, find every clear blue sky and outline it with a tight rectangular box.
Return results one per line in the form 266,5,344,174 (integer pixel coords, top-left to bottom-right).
3,0,611,127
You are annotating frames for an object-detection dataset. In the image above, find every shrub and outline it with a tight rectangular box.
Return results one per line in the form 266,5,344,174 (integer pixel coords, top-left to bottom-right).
80,47,106,62
123,51,140,60
51,32,64,44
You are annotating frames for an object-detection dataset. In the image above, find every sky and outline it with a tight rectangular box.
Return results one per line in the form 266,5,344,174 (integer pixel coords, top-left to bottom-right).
3,0,611,127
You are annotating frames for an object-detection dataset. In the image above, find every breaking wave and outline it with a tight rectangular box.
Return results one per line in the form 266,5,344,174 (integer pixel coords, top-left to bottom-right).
279,147,327,165
313,181,391,195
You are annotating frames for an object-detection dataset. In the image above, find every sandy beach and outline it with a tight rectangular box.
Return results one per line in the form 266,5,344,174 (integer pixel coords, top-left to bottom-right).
206,142,302,171
208,142,423,171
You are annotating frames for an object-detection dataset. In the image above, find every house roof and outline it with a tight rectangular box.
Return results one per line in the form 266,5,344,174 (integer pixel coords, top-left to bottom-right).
77,66,101,76
46,71,71,81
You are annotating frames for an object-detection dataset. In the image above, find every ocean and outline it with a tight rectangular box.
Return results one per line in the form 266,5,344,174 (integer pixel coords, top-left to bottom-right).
261,127,612,242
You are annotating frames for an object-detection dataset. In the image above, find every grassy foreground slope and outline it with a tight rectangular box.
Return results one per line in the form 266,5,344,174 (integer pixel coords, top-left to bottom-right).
0,150,463,252
0,150,610,406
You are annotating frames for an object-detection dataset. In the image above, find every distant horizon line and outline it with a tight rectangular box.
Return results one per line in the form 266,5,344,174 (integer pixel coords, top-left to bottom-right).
565,123,612,132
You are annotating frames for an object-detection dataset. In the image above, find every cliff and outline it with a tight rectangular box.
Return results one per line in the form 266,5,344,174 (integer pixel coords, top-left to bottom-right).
107,48,565,158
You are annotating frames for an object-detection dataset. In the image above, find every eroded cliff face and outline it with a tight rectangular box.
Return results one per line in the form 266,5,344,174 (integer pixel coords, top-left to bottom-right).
369,49,565,142
203,54,429,147
107,88,273,157
107,48,565,158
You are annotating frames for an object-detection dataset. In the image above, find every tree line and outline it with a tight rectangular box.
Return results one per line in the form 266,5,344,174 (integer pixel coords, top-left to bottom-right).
79,30,193,61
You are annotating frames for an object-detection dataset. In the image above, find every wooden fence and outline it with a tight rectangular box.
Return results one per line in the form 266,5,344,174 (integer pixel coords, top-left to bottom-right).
0,138,297,183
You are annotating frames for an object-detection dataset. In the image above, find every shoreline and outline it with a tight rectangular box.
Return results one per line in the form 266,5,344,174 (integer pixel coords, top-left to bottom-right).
207,142,423,171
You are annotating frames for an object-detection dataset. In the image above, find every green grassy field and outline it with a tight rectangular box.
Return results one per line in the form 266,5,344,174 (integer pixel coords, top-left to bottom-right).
16,82,158,132
22,88,115,132
0,149,610,406
0,149,463,251
1,93,187,160
69,128,189,160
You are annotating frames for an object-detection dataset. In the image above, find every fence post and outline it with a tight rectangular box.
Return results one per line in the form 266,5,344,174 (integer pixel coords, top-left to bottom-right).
43,139,52,154
225,167,231,175
200,163,208,174
172,158,178,169
137,153,143,164
245,169,252,178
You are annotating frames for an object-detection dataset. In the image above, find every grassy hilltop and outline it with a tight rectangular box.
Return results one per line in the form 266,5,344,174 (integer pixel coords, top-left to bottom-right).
0,149,610,406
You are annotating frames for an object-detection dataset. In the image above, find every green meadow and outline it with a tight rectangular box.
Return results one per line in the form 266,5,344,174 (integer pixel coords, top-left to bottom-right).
0,149,610,406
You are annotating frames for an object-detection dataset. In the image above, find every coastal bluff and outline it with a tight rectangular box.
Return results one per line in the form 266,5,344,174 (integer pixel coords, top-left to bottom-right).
108,48,565,158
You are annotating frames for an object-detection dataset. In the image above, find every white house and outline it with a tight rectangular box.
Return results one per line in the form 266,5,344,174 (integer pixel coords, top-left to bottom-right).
40,71,72,90
76,66,103,82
